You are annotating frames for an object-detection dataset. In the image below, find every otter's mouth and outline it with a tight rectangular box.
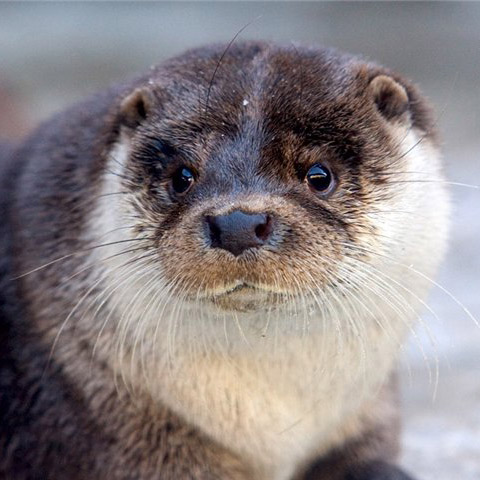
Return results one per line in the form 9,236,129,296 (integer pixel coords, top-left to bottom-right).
222,283,255,295
203,282,291,312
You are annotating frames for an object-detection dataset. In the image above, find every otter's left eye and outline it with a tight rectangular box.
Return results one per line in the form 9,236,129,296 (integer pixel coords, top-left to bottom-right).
305,163,334,194
171,167,195,194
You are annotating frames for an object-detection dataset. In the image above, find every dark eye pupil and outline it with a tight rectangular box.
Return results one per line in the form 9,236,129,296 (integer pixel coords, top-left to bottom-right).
172,167,194,194
306,164,332,192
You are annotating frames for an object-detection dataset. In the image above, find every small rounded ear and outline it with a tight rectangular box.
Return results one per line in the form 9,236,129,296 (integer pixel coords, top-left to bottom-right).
369,75,409,121
119,87,155,129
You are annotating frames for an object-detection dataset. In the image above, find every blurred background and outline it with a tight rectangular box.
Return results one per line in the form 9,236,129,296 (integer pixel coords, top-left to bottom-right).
1,2,479,478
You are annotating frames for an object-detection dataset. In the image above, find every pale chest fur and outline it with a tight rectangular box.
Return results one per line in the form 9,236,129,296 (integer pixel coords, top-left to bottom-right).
130,315,407,480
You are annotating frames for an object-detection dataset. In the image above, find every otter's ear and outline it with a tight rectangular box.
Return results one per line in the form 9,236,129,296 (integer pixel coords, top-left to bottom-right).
119,87,155,129
369,75,409,121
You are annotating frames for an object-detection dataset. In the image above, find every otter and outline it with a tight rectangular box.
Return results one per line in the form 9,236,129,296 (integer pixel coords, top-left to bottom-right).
0,42,449,480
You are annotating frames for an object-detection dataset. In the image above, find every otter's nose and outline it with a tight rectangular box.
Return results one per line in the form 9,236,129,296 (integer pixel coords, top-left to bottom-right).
205,211,273,256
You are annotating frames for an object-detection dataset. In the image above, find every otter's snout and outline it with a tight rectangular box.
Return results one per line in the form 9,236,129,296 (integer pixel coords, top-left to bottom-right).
205,211,273,256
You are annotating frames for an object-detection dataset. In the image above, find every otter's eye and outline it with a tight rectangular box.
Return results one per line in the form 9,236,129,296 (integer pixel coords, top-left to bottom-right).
305,163,334,194
171,167,195,194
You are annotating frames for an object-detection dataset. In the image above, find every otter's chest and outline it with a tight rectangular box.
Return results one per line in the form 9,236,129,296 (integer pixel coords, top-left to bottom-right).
151,328,400,480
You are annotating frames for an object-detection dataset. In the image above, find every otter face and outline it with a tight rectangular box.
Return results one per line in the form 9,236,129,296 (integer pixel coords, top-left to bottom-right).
100,43,448,322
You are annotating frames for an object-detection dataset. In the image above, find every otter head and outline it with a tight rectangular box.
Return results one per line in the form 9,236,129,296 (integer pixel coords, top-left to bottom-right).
95,43,448,350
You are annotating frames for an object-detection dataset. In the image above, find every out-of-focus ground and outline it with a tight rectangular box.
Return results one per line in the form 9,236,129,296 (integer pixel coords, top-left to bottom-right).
0,3,479,478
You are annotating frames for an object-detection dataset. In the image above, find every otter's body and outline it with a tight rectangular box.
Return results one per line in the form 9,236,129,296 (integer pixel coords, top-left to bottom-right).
0,42,448,479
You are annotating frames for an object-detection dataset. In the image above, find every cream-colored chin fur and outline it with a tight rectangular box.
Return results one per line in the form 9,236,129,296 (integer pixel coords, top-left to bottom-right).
88,126,449,480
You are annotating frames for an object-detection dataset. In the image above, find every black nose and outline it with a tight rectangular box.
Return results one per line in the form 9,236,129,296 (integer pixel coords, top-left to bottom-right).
205,211,273,256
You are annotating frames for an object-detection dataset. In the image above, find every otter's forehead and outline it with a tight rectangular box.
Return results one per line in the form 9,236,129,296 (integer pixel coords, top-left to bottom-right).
153,43,368,138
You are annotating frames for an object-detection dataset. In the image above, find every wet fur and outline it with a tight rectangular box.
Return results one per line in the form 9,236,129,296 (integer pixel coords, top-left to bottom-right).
0,42,447,479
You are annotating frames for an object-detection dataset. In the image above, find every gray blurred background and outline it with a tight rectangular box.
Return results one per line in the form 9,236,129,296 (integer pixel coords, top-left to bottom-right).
1,2,479,478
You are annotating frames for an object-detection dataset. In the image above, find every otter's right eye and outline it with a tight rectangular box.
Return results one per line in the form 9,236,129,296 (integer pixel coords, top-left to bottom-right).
171,166,195,194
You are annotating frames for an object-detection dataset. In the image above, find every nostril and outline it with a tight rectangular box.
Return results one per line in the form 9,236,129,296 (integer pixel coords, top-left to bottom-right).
254,215,272,242
206,216,222,247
